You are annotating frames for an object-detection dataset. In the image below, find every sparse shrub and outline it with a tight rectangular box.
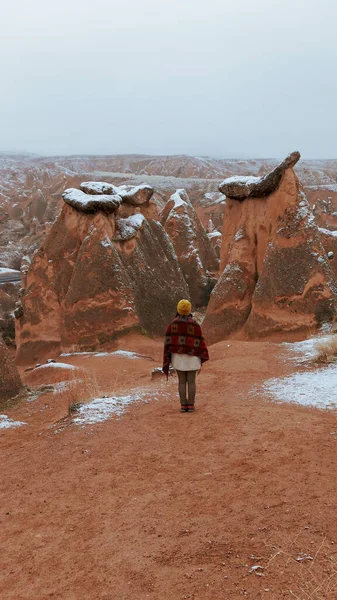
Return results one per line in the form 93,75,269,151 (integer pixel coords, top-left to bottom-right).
314,334,337,364
68,402,83,416
54,368,100,417
140,327,153,339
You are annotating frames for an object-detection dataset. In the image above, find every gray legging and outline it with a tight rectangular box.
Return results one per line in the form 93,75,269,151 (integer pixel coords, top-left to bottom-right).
176,370,197,405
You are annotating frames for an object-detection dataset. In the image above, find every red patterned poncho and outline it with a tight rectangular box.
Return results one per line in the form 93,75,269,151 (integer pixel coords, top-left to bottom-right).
162,315,209,376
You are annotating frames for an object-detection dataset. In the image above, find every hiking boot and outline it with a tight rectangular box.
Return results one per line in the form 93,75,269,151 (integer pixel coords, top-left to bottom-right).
187,405,195,412
180,405,188,413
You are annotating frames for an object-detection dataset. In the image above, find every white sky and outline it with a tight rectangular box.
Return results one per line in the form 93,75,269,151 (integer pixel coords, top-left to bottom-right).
1,0,337,158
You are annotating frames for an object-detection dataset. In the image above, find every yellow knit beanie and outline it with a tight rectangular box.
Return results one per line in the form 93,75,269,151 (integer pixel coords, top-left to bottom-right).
177,299,192,316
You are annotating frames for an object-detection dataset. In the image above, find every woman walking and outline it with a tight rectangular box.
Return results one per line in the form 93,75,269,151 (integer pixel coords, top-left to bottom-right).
163,299,209,412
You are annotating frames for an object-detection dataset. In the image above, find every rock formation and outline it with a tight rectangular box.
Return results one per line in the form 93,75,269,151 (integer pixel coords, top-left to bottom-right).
0,339,22,400
220,151,301,200
203,152,337,343
15,183,189,364
160,190,219,306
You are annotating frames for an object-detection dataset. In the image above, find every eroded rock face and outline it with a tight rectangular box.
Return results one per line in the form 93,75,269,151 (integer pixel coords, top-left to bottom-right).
207,219,222,258
160,190,219,307
117,219,189,334
16,182,188,364
0,340,22,400
204,156,337,342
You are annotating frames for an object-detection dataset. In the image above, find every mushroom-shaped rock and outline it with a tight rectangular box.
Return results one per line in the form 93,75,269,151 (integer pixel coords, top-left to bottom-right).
80,181,154,205
63,188,122,213
219,151,301,201
16,180,190,361
203,156,337,343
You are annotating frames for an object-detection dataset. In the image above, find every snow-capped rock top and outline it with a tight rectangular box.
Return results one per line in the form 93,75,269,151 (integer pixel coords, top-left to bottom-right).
219,151,301,201
62,188,122,213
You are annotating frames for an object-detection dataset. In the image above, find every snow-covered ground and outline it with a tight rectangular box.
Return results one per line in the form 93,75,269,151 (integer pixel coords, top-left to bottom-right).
60,350,142,359
261,366,337,410
0,415,27,429
72,391,145,425
253,335,337,410
282,336,332,363
36,362,76,370
72,388,169,426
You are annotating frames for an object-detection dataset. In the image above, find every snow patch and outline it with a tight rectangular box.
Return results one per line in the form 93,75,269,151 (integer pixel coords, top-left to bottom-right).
60,350,141,359
208,231,222,239
53,381,74,393
63,188,122,213
118,183,153,200
250,334,337,410
110,350,141,359
100,235,113,248
0,414,27,429
125,213,145,228
319,227,337,238
80,181,118,195
282,335,334,363
234,228,245,242
115,213,145,240
222,175,261,186
37,362,76,370
170,189,189,209
259,366,337,410
73,390,145,425
222,262,243,281
0,267,20,275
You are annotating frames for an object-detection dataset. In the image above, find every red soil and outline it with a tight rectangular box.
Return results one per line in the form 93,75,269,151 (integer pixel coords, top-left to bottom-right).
1,337,337,599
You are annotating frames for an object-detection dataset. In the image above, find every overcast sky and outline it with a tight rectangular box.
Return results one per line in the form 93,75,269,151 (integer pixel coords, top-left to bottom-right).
1,0,337,158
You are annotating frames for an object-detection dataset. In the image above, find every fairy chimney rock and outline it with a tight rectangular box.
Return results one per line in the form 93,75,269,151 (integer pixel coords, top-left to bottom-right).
203,151,337,343
15,181,188,364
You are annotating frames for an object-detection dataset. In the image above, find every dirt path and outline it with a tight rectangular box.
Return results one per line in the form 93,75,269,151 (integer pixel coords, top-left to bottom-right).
1,339,337,599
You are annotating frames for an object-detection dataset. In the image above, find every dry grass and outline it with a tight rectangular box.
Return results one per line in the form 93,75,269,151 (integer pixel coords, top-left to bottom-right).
314,335,337,364
53,368,101,417
265,530,337,599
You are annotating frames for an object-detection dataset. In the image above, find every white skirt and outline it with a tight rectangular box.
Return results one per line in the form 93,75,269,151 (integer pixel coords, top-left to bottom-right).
171,353,201,372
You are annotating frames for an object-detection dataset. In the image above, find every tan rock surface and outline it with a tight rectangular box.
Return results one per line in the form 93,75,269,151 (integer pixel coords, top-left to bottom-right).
161,190,219,306
0,339,22,400
204,158,337,343
16,182,188,364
